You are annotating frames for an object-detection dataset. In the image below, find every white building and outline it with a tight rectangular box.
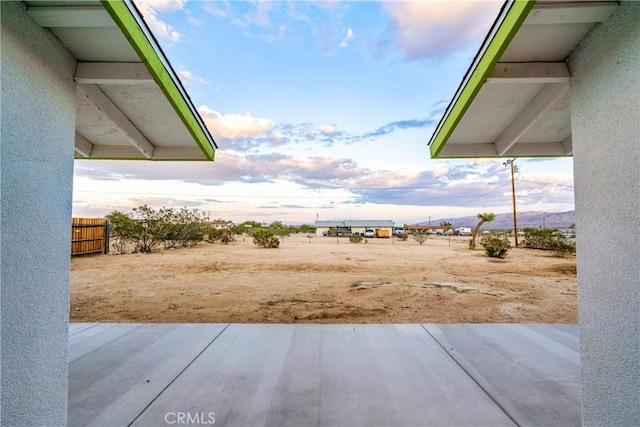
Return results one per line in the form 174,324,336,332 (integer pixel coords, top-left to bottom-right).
314,220,394,237
207,220,234,230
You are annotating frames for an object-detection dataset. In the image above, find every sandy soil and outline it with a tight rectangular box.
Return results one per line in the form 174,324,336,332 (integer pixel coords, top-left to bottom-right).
70,234,577,324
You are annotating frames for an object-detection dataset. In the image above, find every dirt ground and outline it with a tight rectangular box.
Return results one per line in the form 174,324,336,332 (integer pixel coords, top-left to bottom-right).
70,234,577,324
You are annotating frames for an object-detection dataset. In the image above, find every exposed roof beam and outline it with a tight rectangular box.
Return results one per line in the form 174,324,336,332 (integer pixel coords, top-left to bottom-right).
74,133,94,158
102,1,217,158
75,62,153,85
562,135,573,155
437,141,572,158
428,1,535,158
88,146,209,160
487,62,571,84
495,82,570,155
79,84,154,159
524,2,619,26
27,6,115,28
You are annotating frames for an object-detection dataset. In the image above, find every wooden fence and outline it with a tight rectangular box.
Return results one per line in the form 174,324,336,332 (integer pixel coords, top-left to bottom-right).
71,218,109,256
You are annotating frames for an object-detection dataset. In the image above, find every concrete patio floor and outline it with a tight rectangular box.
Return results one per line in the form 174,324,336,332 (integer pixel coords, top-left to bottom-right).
68,323,580,426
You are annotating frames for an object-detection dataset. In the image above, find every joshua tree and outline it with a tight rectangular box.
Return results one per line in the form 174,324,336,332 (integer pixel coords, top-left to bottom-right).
470,212,496,250
440,221,452,232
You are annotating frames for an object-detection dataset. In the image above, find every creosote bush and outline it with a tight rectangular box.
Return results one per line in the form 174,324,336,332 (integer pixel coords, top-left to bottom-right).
252,229,280,248
349,234,363,243
522,228,576,257
219,229,236,244
549,239,576,258
205,227,236,244
106,205,207,253
480,235,511,259
413,233,428,246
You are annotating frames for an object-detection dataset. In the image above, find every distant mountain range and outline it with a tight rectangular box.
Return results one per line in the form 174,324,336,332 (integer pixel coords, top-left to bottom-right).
421,210,575,230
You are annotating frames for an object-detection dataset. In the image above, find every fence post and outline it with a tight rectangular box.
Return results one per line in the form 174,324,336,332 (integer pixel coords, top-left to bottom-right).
104,222,110,254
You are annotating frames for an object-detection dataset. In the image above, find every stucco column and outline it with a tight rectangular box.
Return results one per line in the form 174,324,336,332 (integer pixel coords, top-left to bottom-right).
1,2,77,424
569,2,640,425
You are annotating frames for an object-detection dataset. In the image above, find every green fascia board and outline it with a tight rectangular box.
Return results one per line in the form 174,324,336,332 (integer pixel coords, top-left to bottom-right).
101,0,216,161
435,153,571,160
428,0,536,158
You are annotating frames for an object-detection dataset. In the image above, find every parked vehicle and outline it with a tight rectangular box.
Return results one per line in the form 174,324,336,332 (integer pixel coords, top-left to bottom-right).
454,227,472,236
375,229,390,238
364,229,375,238
393,226,405,237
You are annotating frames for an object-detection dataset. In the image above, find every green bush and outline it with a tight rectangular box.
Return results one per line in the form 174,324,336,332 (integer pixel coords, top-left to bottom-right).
204,227,235,244
523,228,575,257
549,239,576,257
522,228,561,249
204,226,223,243
106,205,208,253
105,211,136,253
349,234,363,243
219,229,236,244
252,229,280,248
413,233,428,246
480,235,511,259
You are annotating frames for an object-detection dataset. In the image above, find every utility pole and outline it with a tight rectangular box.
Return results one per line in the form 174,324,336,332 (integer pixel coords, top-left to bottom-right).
503,159,519,247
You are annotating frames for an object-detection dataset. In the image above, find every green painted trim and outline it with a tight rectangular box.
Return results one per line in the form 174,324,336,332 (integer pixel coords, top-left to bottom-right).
435,154,571,159
429,0,536,158
101,1,216,161
77,156,211,161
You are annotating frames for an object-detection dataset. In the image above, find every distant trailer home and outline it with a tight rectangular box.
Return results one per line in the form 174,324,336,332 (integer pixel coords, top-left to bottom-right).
405,225,453,235
206,220,234,230
314,220,394,237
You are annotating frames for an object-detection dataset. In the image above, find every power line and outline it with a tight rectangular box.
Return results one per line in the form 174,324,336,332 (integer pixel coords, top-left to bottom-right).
72,187,514,200
517,178,574,189
406,181,512,224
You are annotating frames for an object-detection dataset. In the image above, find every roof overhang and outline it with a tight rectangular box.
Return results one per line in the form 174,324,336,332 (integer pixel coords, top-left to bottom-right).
25,0,217,161
428,0,619,159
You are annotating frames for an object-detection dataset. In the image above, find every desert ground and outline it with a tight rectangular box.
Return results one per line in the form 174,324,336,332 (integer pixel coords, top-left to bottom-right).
70,233,577,324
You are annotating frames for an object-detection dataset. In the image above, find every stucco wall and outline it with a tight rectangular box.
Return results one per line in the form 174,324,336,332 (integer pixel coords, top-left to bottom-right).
568,2,640,425
1,2,77,424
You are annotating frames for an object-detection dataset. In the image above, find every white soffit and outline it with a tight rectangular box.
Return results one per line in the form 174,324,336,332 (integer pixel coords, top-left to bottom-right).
428,0,619,159
26,0,217,161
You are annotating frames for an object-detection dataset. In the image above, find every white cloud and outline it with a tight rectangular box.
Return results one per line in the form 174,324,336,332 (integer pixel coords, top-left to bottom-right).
135,0,186,42
521,172,574,188
339,27,354,48
136,0,186,12
178,70,208,85
202,1,228,18
198,106,276,139
186,15,203,26
433,160,450,178
243,2,274,26
382,1,502,60
319,125,335,135
473,158,496,165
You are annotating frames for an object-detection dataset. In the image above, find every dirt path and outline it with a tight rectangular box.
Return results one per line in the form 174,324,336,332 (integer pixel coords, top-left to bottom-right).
70,234,577,323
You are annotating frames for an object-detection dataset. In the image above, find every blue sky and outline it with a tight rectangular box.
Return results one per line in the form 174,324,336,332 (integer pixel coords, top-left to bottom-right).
72,0,575,224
